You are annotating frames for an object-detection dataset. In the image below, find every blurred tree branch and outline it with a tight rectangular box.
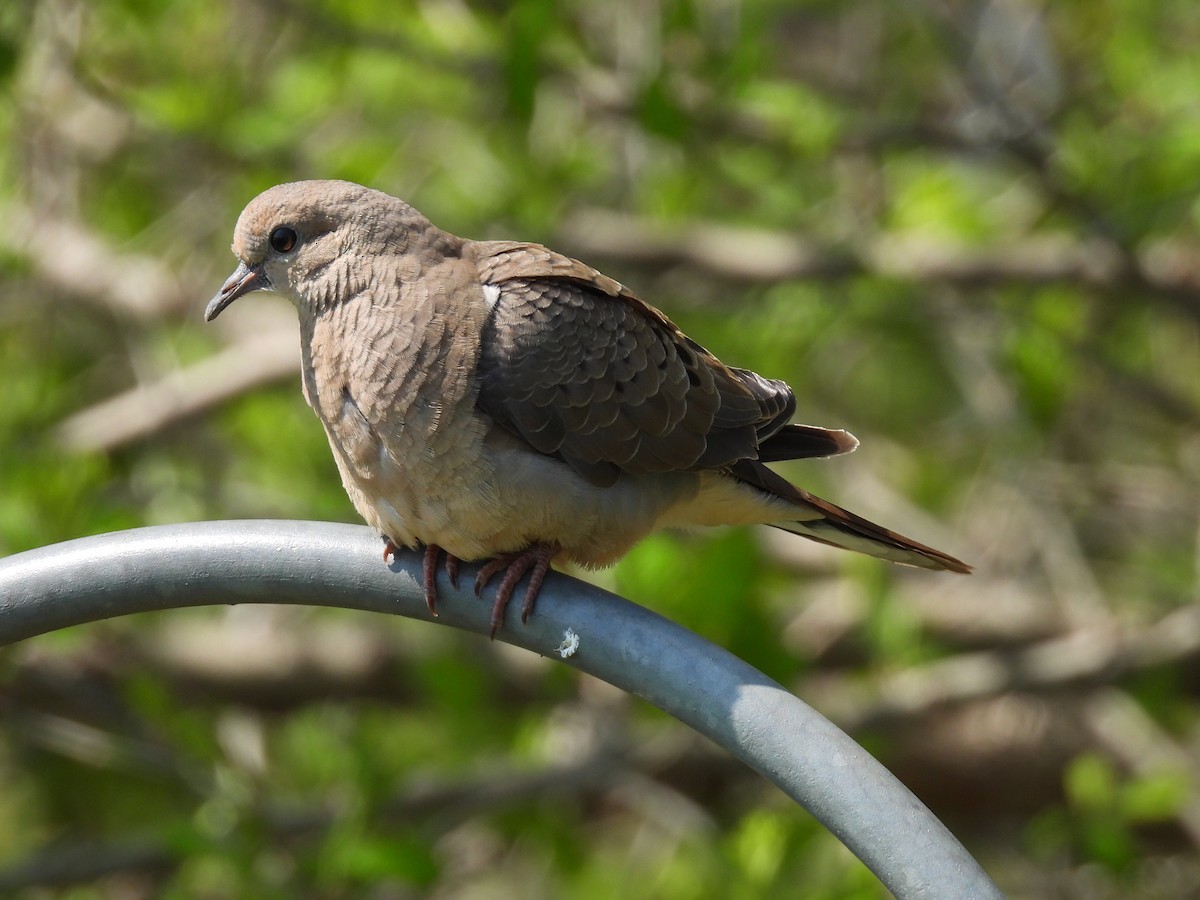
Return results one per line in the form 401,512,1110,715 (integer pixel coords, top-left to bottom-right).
560,209,1200,321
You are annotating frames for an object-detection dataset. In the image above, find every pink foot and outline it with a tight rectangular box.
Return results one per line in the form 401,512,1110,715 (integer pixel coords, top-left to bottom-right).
474,542,561,638
420,544,464,616
385,538,460,617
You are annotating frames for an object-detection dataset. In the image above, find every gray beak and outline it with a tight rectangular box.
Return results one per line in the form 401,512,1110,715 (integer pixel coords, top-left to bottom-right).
205,261,269,322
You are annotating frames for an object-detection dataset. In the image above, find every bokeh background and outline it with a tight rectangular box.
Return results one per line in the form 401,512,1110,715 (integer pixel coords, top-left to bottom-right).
2,0,1199,896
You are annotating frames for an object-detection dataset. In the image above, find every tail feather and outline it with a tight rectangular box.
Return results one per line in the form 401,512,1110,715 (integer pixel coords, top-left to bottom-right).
773,514,972,573
757,423,860,462
730,458,971,574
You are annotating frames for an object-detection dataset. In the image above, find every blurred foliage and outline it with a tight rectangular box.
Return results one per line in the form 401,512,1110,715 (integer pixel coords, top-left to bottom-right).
1,0,1200,896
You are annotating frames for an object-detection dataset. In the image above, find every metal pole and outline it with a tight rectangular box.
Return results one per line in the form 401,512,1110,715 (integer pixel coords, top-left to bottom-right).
0,520,1003,898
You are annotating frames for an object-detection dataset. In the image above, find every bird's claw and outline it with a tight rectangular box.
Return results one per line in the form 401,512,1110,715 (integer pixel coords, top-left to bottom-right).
383,539,461,617
475,542,560,638
420,543,465,616
388,538,556,635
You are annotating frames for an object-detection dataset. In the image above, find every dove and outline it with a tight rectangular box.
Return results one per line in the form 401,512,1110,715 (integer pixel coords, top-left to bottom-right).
207,180,969,635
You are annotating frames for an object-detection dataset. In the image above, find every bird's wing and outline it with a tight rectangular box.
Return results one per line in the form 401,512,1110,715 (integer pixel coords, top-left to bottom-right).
473,242,851,487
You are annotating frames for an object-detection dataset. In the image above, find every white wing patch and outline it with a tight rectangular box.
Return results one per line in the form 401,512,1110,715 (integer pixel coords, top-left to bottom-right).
482,283,501,309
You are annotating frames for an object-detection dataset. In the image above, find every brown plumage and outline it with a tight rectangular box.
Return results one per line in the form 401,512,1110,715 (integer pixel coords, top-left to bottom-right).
207,180,969,635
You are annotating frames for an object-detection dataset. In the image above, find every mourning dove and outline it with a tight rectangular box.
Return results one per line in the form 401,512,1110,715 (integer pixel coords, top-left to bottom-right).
207,180,969,634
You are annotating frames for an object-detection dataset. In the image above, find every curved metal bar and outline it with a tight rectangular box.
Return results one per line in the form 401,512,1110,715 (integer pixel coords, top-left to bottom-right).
0,521,1002,898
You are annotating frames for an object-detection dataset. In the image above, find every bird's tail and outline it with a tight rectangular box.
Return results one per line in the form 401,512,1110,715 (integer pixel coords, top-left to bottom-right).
731,459,971,574
772,499,972,572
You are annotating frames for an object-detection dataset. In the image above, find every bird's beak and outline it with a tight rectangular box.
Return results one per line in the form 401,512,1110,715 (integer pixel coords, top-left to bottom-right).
205,261,270,322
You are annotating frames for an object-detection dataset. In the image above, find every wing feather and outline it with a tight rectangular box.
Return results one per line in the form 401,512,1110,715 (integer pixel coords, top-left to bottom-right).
472,241,848,486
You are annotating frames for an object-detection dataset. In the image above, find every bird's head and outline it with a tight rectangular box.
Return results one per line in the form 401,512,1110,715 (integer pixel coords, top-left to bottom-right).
205,180,431,322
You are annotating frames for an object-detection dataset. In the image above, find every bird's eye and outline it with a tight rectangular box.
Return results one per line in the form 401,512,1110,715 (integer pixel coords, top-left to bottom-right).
269,226,298,253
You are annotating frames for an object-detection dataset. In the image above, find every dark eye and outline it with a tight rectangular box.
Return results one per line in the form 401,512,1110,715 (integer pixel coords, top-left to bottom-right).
269,226,298,253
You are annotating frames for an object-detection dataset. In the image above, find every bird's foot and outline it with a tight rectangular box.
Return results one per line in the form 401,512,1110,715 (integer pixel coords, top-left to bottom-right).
475,542,561,638
420,543,464,616
384,538,460,617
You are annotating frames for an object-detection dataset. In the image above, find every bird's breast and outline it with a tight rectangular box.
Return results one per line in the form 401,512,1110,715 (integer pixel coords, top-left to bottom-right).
298,298,499,554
